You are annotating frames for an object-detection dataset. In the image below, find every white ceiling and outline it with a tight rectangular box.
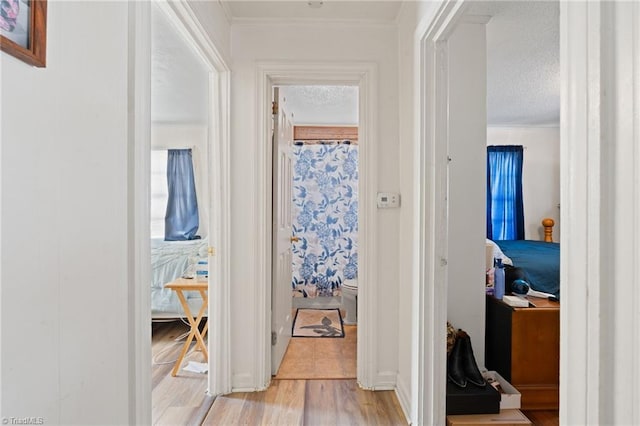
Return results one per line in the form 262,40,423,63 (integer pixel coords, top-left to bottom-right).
151,4,209,124
279,86,359,125
152,1,559,127
224,0,403,22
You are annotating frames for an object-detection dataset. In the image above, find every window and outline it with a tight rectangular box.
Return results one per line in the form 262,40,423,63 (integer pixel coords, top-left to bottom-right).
150,150,169,238
486,145,524,240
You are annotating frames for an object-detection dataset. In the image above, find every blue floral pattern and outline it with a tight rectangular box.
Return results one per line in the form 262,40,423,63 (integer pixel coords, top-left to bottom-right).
292,143,358,297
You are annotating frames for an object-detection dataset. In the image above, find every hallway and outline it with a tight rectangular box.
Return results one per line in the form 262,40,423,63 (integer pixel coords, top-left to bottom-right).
203,321,406,425
203,379,406,425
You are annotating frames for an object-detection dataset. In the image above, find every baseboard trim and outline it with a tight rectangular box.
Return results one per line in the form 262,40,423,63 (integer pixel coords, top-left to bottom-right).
370,371,397,390
395,374,412,424
231,373,263,392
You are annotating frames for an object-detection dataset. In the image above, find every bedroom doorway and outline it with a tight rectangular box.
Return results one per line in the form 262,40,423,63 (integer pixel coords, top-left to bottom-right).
149,3,213,422
271,84,359,380
415,1,561,424
134,1,231,424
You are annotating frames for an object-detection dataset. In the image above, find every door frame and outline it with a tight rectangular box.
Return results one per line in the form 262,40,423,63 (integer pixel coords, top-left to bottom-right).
255,62,379,388
130,1,231,423
414,1,467,424
415,0,627,424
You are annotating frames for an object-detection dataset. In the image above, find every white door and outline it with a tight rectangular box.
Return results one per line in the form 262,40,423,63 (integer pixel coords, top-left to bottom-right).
271,87,294,374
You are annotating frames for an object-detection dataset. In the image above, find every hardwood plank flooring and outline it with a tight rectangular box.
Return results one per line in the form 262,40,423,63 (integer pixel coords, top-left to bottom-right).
152,320,212,426
204,319,407,425
522,410,559,426
203,380,407,425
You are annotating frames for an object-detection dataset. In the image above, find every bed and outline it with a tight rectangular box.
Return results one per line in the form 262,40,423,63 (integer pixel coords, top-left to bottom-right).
487,219,560,299
151,238,208,319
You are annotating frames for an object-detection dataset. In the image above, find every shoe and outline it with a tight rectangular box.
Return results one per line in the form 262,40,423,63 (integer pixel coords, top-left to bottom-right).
457,330,486,387
447,333,467,388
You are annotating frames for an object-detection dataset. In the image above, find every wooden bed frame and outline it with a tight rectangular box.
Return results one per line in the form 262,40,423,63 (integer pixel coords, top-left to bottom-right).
542,218,555,242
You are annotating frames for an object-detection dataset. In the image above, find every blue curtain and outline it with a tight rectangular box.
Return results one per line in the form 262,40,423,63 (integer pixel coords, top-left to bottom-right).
165,149,200,241
486,145,524,240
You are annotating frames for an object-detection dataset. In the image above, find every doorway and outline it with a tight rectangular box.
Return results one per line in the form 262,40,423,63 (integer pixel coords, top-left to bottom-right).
130,1,231,423
255,62,379,389
415,1,561,424
149,2,212,422
270,85,360,379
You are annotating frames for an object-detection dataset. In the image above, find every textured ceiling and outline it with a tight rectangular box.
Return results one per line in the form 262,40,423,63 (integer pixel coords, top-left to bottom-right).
151,4,209,124
279,86,359,125
468,1,560,126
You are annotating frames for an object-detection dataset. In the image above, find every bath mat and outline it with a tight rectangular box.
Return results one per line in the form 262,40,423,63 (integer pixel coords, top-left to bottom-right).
292,308,345,338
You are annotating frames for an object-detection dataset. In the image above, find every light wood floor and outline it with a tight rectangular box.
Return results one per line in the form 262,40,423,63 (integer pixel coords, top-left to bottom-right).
152,320,212,426
204,318,407,425
154,318,407,425
203,379,407,425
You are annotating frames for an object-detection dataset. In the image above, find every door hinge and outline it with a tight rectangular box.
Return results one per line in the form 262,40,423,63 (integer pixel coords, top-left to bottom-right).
272,101,278,116
271,331,277,346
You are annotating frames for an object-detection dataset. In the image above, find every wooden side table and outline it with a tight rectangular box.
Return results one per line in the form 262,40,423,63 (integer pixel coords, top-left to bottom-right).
165,278,208,377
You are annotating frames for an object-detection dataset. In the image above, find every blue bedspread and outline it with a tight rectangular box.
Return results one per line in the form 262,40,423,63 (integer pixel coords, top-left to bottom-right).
494,240,560,298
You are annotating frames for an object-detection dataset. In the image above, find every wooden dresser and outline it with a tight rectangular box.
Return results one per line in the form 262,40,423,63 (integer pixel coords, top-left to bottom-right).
485,296,560,410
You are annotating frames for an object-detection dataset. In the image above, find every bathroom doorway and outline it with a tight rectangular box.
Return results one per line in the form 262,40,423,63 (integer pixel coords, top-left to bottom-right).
271,84,359,380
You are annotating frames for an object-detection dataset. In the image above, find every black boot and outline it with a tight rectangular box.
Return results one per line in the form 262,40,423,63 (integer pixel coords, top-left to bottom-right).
447,333,467,388
457,330,486,387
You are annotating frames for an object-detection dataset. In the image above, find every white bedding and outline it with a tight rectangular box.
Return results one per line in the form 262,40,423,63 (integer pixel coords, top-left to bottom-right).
485,238,513,268
151,238,208,318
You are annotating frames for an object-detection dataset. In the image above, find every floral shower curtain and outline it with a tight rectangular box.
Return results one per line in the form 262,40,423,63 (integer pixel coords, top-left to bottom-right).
292,142,358,297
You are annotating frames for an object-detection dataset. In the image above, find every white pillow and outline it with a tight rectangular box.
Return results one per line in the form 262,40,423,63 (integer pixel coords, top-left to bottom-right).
486,239,513,266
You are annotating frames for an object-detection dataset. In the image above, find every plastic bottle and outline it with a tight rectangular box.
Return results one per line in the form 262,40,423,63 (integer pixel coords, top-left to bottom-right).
195,258,208,282
494,258,505,300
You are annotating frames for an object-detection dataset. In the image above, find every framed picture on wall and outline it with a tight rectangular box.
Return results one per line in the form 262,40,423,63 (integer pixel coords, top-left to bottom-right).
0,0,47,67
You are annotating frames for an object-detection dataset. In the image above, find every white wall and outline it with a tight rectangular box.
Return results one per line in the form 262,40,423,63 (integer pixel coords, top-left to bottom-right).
1,2,130,423
0,1,230,423
487,127,561,241
151,124,209,237
230,22,400,389
446,21,488,367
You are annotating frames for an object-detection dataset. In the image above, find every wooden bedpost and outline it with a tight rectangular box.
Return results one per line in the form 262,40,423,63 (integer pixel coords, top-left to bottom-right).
542,218,555,242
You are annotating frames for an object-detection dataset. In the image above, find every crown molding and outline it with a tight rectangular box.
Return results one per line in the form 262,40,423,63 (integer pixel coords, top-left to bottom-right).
231,16,397,27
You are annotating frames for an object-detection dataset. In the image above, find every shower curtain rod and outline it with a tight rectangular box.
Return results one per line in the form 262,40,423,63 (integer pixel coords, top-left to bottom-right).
293,139,359,146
